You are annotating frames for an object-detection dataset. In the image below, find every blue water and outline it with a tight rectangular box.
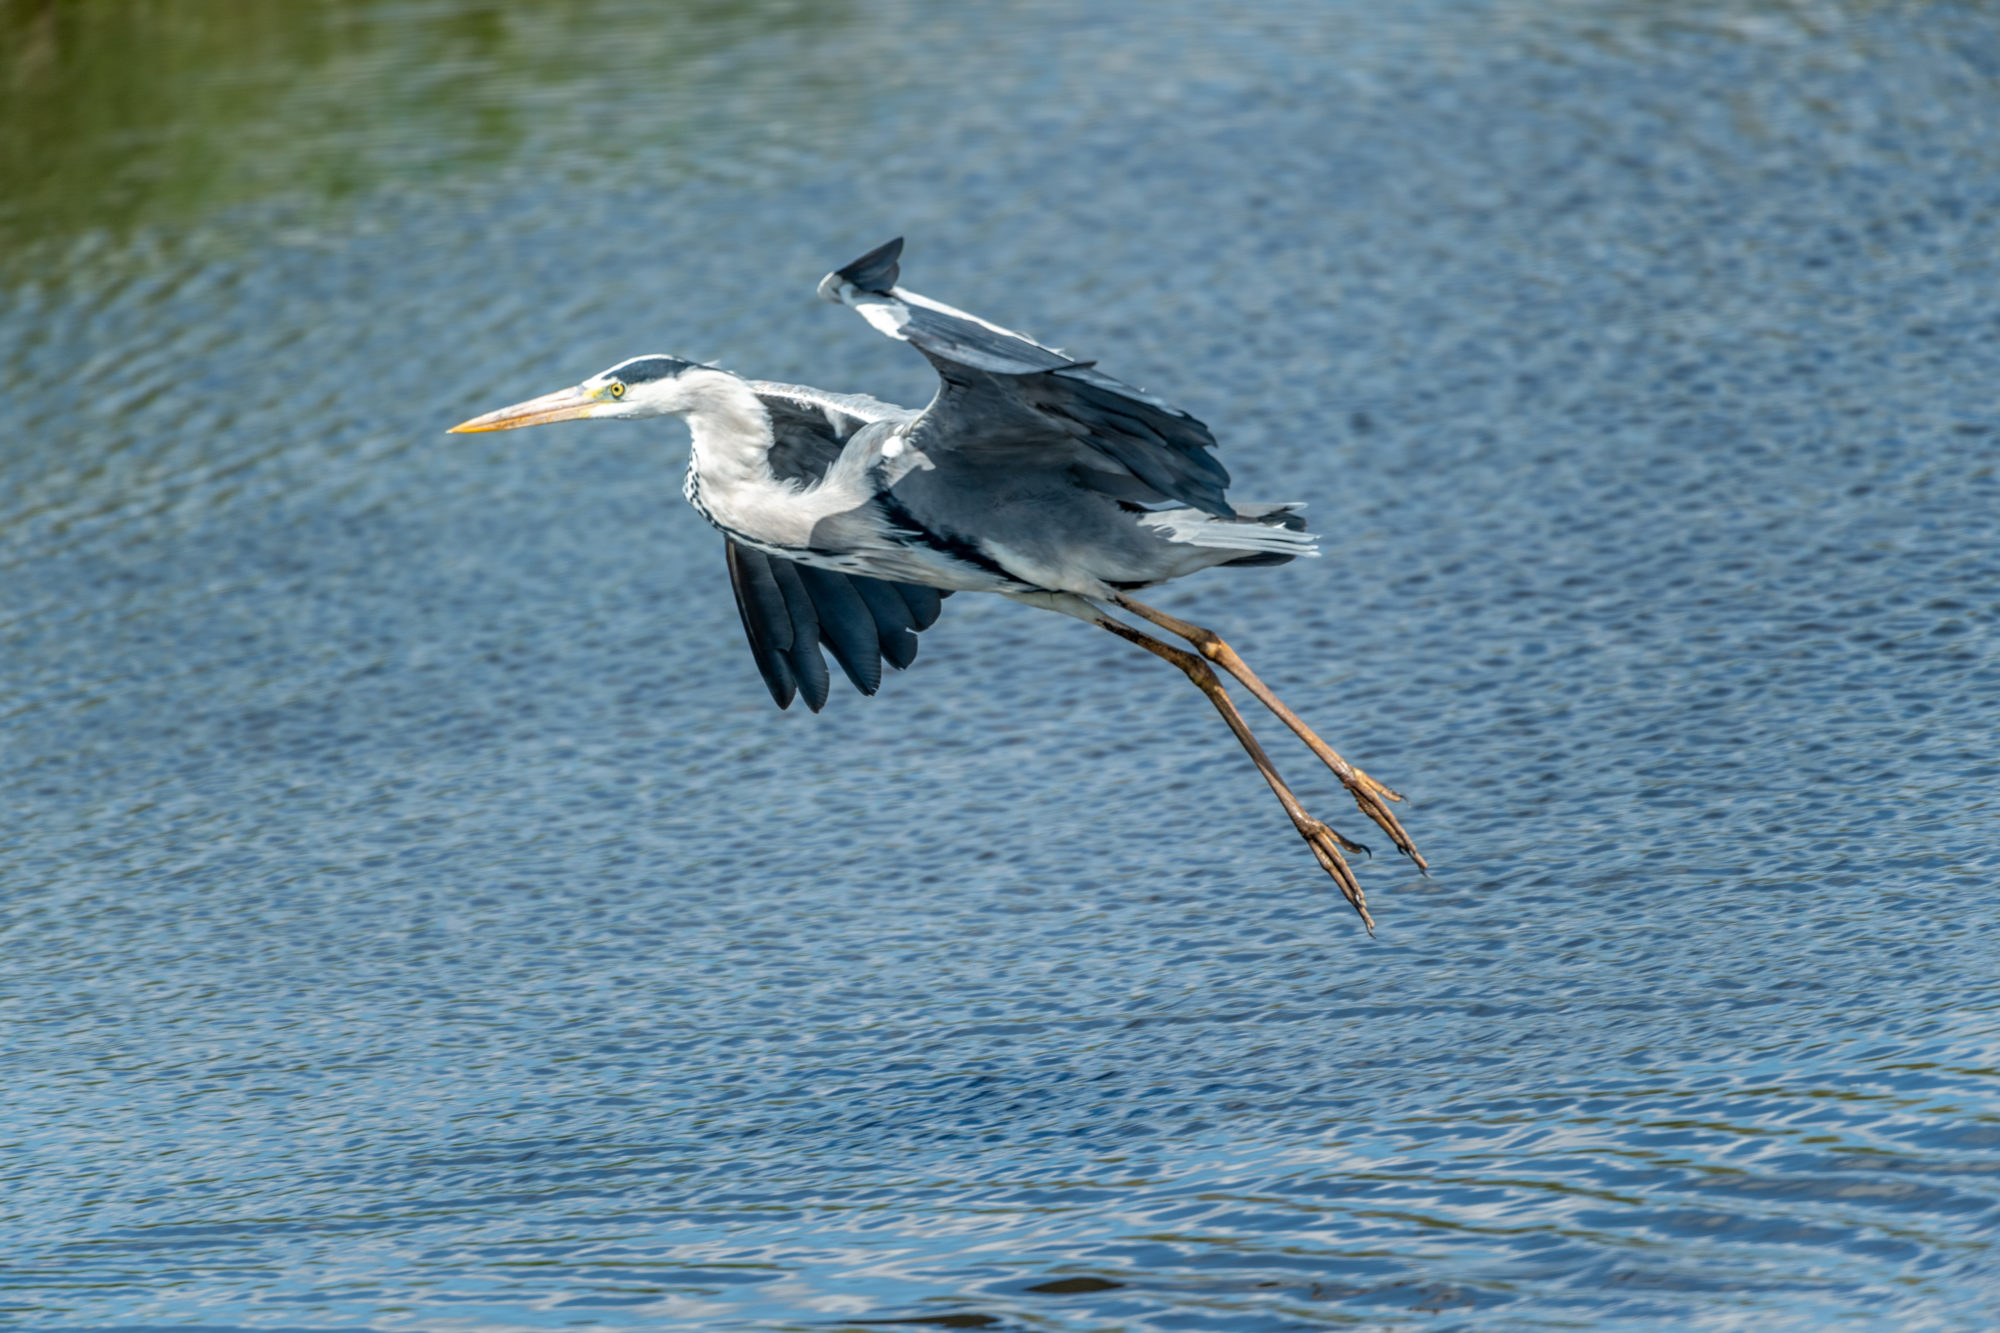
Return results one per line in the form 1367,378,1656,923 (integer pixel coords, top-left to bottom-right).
5,2,2000,1328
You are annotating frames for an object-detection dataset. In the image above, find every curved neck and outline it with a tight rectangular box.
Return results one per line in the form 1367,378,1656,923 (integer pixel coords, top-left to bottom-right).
677,369,776,490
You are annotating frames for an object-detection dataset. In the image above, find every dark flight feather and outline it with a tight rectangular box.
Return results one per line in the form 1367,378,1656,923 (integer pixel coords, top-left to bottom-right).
724,542,798,709
796,564,884,696
850,576,920,669
723,539,950,711
895,582,946,631
766,556,831,712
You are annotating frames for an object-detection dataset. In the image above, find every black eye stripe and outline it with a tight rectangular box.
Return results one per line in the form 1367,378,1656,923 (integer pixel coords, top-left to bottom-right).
606,355,696,384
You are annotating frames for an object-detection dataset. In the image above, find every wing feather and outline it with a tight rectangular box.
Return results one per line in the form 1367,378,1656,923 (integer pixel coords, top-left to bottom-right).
766,556,831,712
849,577,920,670
724,541,799,709
818,238,1234,516
746,381,913,488
723,539,950,711
894,582,947,631
795,564,883,696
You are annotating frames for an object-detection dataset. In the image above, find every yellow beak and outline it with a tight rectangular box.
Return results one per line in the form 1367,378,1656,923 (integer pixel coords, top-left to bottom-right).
448,384,602,433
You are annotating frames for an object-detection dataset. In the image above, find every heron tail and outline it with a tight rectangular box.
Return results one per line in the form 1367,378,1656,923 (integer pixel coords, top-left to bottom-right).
1136,503,1319,564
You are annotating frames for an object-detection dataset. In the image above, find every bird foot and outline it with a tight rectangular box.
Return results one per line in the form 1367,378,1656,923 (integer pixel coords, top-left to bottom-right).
1106,593,1426,875
1339,771,1425,873
1093,606,1394,931
1298,817,1375,934
1201,643,1422,870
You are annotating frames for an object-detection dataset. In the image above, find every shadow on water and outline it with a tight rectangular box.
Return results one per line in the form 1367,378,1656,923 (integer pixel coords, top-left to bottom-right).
0,0,849,280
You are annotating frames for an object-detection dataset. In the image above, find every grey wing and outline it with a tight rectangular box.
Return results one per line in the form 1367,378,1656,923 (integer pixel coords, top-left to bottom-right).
749,381,908,485
724,538,948,711
816,237,1234,517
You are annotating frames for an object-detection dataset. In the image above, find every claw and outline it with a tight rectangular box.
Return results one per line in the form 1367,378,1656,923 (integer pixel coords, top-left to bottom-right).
1300,818,1374,931
1353,766,1405,805
1329,827,1372,857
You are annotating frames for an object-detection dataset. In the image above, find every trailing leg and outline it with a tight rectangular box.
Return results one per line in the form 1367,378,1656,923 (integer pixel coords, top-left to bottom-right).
1091,613,1377,932
1110,593,1424,871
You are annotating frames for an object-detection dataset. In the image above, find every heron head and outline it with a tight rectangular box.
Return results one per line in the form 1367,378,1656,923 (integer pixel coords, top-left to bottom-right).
449,354,723,432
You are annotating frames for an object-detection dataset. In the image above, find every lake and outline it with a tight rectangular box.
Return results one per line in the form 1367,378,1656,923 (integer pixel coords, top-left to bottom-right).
4,1,1998,1328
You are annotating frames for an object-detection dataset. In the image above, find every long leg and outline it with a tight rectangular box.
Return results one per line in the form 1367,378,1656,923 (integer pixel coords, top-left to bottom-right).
1091,613,1378,932
1110,593,1425,871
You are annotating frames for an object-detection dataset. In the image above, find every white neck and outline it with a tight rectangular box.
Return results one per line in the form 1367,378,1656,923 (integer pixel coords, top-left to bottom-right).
677,369,777,491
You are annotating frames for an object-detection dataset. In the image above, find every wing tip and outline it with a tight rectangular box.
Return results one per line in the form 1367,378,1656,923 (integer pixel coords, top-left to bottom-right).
821,236,904,301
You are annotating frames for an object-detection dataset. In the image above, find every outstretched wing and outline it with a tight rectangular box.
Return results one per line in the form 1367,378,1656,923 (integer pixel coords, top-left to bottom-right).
724,539,949,712
816,237,1234,517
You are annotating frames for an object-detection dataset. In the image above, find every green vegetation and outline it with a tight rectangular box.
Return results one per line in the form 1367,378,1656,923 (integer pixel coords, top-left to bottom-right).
0,0,840,272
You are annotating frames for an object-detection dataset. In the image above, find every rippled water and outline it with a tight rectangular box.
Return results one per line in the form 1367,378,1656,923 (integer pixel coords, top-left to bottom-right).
6,1,2000,1328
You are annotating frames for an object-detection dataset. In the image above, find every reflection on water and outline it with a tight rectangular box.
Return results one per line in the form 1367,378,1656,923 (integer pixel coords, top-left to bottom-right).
5,0,2000,1329
0,0,846,272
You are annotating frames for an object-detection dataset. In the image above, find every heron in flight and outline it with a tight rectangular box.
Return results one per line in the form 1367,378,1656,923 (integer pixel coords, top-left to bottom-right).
451,239,1422,928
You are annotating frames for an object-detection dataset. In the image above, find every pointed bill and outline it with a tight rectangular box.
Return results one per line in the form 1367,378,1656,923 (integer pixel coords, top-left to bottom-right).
448,384,602,433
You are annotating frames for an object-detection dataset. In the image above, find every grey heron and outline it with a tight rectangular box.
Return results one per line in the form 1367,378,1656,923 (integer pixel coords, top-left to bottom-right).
450,239,1422,929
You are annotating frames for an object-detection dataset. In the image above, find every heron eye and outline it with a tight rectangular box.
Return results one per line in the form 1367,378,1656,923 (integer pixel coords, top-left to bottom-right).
608,382,626,398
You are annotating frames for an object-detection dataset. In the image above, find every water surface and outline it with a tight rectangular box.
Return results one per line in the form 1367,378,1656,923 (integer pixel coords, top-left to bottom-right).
5,1,2000,1329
